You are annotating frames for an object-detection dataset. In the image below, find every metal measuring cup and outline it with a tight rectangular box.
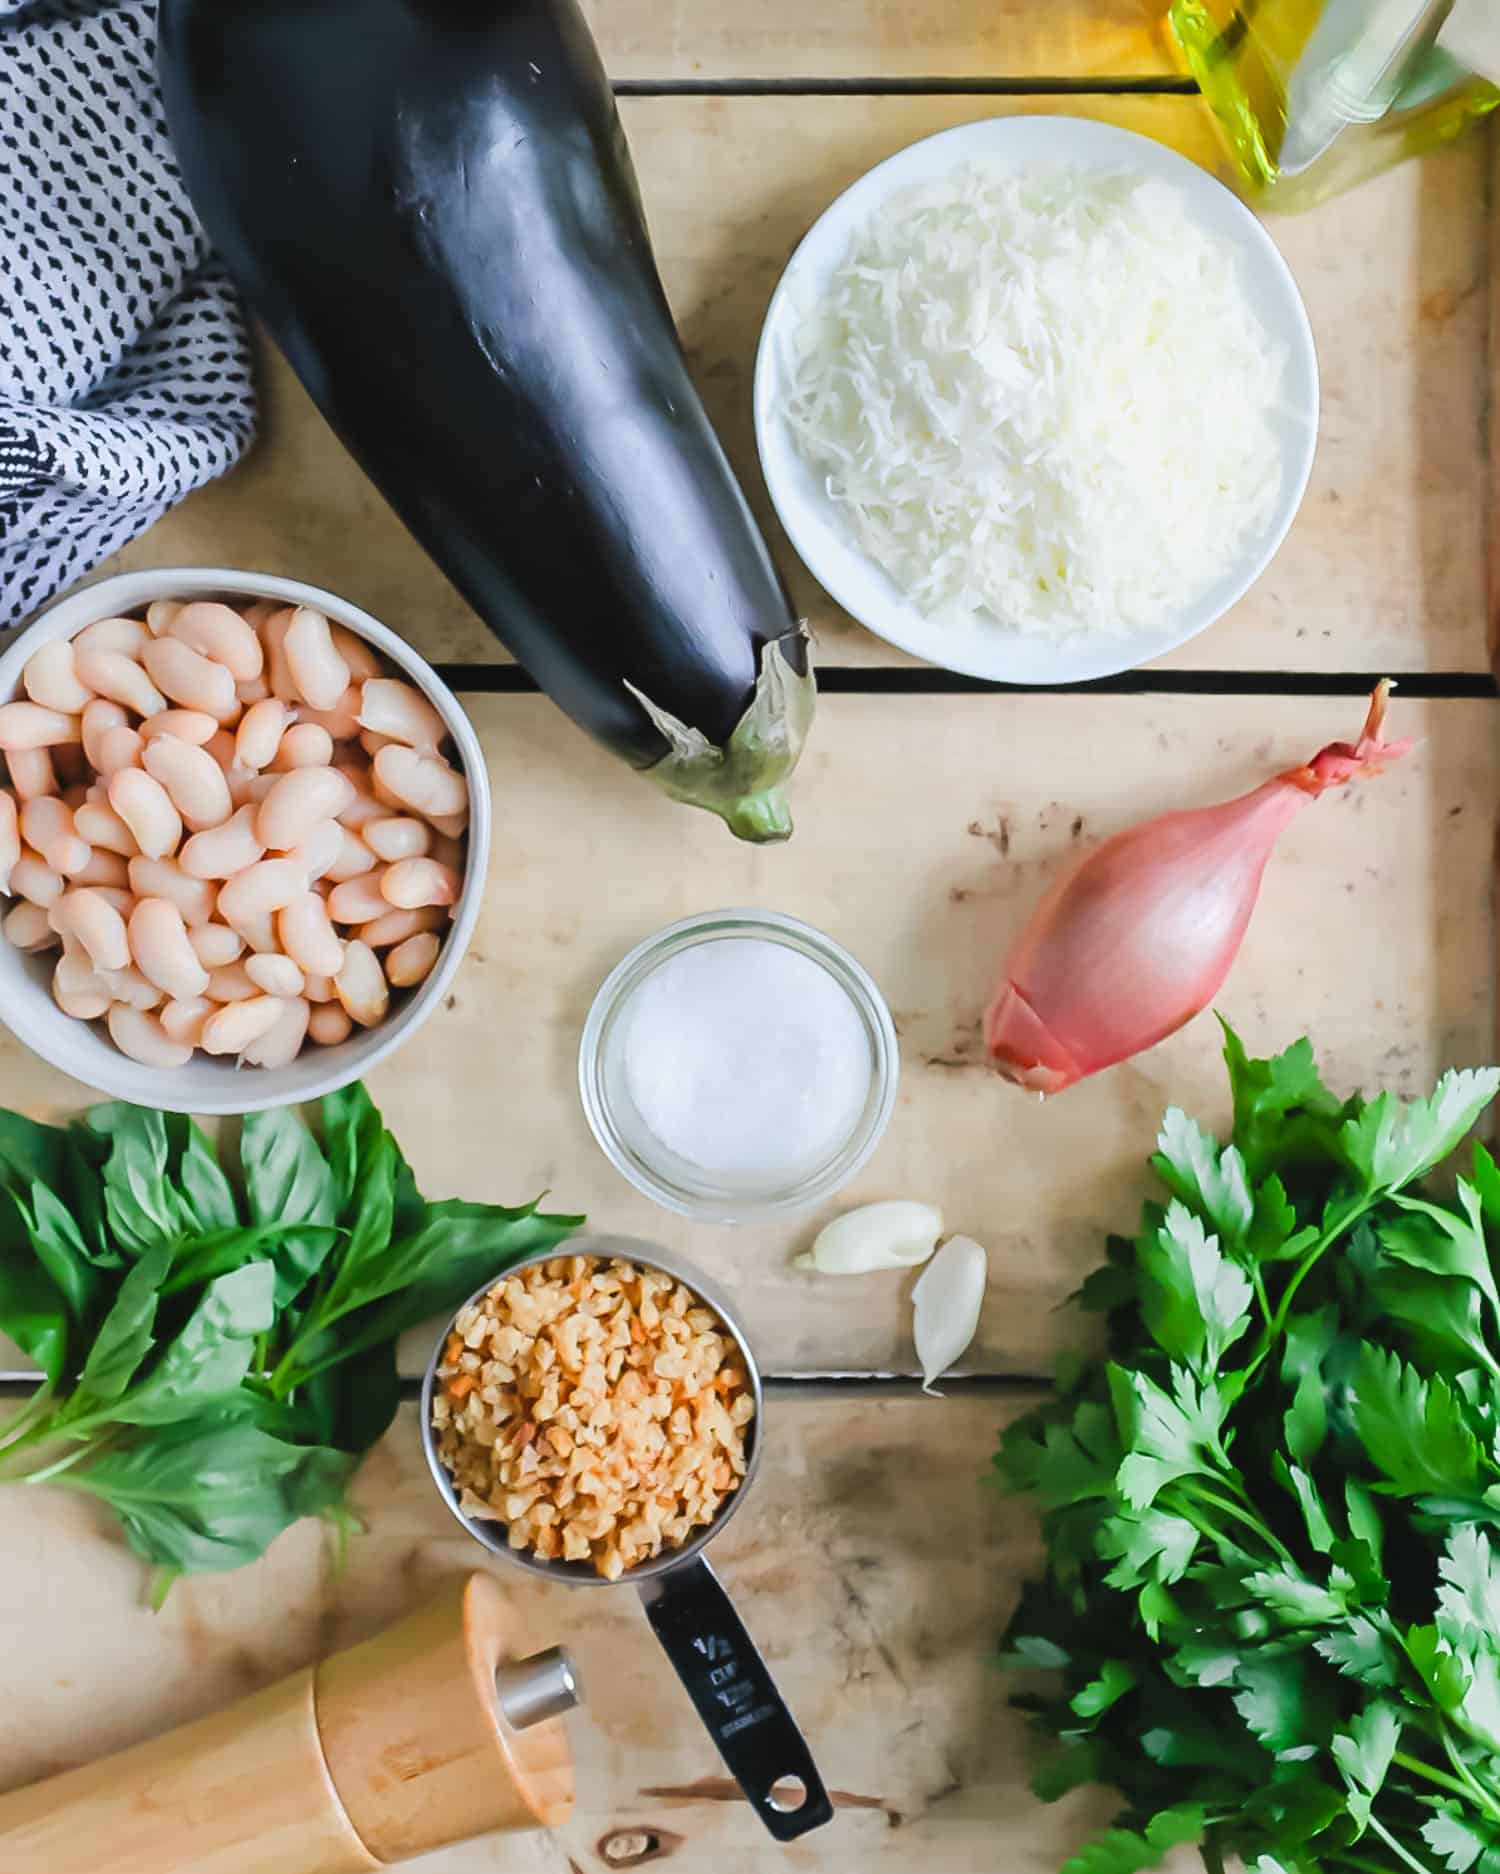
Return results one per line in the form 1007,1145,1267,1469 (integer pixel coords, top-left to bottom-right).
420,1235,834,1844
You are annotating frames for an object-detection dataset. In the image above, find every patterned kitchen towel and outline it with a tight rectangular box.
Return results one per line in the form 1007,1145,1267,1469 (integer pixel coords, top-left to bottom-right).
0,0,256,630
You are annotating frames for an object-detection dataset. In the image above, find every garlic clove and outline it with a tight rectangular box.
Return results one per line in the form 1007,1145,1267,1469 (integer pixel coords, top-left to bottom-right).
912,1235,988,1395
794,1200,943,1275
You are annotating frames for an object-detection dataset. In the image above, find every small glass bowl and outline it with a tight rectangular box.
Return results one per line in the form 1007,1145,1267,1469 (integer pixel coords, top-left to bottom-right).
579,909,900,1224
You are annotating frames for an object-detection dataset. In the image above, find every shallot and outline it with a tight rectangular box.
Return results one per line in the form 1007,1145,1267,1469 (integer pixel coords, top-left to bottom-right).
984,683,1410,1094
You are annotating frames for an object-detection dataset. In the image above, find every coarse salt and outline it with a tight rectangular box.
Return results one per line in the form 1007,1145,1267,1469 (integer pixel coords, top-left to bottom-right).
618,937,873,1185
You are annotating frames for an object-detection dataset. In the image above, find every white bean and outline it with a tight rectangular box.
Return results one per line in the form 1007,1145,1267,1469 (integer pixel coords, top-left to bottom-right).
140,709,218,748
127,856,216,926
4,901,58,951
108,770,181,861
55,887,130,971
278,892,346,979
74,616,147,659
284,606,350,711
20,798,89,876
206,962,258,1003
0,702,82,750
308,1002,353,1045
239,995,311,1068
428,811,469,844
332,762,387,830
142,737,233,833
262,608,299,703
235,698,292,771
95,725,143,776
102,964,163,1011
302,973,337,1004
200,996,285,1056
217,859,307,925
380,857,461,910
358,678,446,751
160,996,214,1048
6,748,57,802
128,898,210,1001
296,685,363,742
107,1005,192,1069
23,641,94,715
12,855,63,908
372,744,467,819
205,729,260,809
245,952,305,996
0,791,16,896
285,819,343,883
323,826,377,882
327,873,391,925
74,799,138,858
236,674,271,706
71,848,129,889
142,637,238,721
54,953,113,1021
329,623,381,681
364,817,431,862
359,730,397,760
178,803,265,880
222,906,278,955
81,699,129,771
359,905,446,949
269,723,335,772
189,923,244,969
166,601,264,683
74,649,166,719
386,930,441,988
241,601,280,629
145,599,183,638
334,940,388,1028
256,766,353,852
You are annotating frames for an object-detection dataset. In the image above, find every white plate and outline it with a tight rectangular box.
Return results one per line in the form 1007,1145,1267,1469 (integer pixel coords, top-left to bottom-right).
753,115,1320,685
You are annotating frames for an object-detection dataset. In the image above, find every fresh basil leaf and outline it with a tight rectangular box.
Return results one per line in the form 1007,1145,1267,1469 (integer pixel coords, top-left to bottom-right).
169,1117,239,1235
298,1338,401,1456
109,1262,274,1427
313,1134,397,1321
76,1240,171,1403
1352,1346,1483,1499
87,1107,186,1256
14,1181,96,1325
163,1223,334,1297
0,1191,68,1382
0,1110,70,1198
320,1082,386,1220
239,1108,337,1302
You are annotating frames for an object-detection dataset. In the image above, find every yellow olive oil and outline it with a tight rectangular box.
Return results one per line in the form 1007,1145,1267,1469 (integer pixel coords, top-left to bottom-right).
1169,0,1500,210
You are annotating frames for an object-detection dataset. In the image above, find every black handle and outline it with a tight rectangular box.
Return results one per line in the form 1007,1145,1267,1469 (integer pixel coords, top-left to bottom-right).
638,1556,834,1842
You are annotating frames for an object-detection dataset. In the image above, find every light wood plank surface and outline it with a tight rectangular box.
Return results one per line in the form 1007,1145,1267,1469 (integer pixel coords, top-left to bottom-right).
581,0,1177,81
0,692,1490,1380
102,101,1490,675
0,1394,1093,1874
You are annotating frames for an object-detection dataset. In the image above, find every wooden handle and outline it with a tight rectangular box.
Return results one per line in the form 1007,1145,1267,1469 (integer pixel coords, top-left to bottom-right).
0,1668,378,1874
0,1574,574,1874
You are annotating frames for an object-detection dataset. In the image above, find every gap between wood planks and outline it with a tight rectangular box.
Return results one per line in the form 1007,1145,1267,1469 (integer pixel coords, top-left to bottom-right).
437,665,1499,701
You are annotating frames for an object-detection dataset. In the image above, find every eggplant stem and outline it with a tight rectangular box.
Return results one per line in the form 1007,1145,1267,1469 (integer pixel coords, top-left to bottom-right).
629,628,816,844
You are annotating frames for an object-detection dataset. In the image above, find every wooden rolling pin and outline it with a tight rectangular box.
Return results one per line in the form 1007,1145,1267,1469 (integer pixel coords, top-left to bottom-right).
0,1574,576,1874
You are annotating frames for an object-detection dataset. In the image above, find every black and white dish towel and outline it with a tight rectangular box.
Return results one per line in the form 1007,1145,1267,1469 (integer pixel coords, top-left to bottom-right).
0,0,256,632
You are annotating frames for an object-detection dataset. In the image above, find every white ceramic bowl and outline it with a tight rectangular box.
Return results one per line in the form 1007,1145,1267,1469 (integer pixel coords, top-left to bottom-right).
0,567,490,1114
753,115,1320,685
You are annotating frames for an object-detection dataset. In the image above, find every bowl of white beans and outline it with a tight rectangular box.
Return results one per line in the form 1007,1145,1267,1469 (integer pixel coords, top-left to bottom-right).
0,567,489,1114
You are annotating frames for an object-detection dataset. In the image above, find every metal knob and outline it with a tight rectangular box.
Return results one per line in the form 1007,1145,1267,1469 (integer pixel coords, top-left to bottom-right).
495,1646,581,1731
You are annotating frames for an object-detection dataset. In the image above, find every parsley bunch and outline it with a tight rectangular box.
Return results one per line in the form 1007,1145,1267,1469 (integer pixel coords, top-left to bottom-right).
998,1024,1500,1874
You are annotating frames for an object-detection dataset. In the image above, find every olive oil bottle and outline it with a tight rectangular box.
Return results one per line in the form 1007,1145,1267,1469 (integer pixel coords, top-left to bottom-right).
1169,0,1500,210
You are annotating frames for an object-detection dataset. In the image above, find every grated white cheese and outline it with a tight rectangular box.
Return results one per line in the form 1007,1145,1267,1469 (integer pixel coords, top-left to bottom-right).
785,163,1288,638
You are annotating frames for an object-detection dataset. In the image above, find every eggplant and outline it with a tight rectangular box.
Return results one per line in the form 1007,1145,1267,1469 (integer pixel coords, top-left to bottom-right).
157,0,813,843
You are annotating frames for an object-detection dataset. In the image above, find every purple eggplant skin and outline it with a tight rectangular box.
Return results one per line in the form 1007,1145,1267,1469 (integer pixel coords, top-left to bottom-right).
157,0,814,843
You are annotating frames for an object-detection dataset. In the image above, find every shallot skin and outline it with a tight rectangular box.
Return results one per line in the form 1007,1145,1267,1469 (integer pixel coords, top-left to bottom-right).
984,685,1411,1095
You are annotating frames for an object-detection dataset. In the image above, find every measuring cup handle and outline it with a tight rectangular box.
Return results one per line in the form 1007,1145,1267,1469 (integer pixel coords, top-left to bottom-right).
637,1556,834,1842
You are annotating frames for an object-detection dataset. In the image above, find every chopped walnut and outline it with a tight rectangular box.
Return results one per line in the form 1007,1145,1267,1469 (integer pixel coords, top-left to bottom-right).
433,1257,754,1580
